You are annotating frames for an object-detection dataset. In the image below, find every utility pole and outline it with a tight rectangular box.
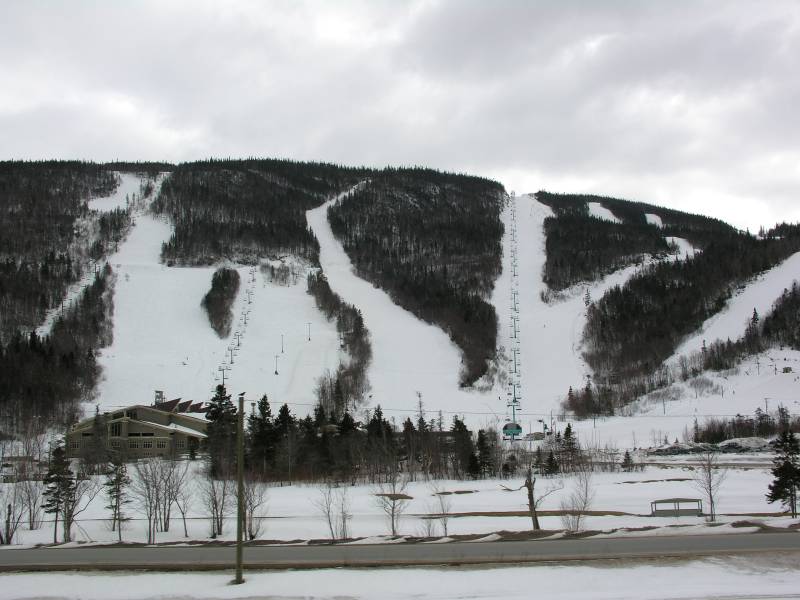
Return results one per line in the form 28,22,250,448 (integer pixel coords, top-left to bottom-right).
281,333,284,354
274,354,280,375
218,365,230,386
306,322,311,341
235,392,245,585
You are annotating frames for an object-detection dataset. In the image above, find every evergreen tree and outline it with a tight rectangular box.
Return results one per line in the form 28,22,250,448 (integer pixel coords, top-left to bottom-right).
205,384,237,476
766,431,800,518
476,429,491,477
621,450,634,472
104,457,131,542
43,444,74,544
544,450,559,476
247,394,275,473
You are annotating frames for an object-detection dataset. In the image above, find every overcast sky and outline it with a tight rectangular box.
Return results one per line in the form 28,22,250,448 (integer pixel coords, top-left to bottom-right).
1,0,798,231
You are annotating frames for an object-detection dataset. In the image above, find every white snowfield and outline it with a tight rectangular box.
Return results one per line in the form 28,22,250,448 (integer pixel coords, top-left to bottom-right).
306,189,508,428
645,213,663,227
2,462,790,548
94,177,341,412
53,178,799,449
87,172,144,213
671,251,800,359
588,201,621,223
4,554,799,600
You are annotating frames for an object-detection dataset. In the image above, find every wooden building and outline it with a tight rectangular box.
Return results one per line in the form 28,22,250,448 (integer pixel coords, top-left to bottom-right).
66,404,208,459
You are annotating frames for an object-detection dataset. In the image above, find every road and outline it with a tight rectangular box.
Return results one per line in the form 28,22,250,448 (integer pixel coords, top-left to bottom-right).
1,532,799,571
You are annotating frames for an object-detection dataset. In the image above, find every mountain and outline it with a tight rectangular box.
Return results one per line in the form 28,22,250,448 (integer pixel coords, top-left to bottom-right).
1,159,799,449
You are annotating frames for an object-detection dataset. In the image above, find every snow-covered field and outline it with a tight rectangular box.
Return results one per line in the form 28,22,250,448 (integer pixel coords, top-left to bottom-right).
3,554,800,600
3,462,792,547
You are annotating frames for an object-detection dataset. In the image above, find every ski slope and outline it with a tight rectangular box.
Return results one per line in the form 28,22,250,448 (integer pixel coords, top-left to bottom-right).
307,190,507,429
670,251,800,360
588,201,621,223
93,192,341,413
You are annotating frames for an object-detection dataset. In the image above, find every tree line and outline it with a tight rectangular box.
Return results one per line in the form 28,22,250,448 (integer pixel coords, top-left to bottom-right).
583,225,800,383
151,159,367,266
0,265,116,434
306,270,372,416
328,168,505,385
201,267,240,338
0,161,117,341
536,190,736,293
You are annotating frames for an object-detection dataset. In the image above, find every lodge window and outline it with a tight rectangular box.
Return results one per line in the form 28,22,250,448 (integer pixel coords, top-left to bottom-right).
142,441,153,449
110,423,121,437
177,439,185,449
157,440,168,449
129,440,139,449
70,440,80,449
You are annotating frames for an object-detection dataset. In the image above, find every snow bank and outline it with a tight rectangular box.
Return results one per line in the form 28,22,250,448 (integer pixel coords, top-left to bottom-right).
645,213,663,228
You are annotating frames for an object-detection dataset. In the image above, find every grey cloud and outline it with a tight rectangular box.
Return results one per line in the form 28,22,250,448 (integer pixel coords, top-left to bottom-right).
1,0,799,231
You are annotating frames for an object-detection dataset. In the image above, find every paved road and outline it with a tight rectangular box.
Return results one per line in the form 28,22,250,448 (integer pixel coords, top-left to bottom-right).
1,532,799,571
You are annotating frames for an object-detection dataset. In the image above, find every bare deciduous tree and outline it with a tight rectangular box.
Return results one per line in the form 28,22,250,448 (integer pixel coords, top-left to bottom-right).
19,478,44,530
315,480,350,540
0,482,26,545
502,467,563,531
131,458,164,544
429,483,452,536
692,449,727,522
559,467,594,532
201,466,231,538
243,474,269,541
374,470,410,537
61,475,100,543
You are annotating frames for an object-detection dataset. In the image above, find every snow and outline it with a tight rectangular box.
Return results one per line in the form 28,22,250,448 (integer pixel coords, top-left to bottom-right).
94,187,341,412
666,236,697,259
88,172,144,212
671,251,800,359
306,188,507,427
587,201,621,223
3,553,800,599
137,420,208,439
645,213,663,227
3,463,793,548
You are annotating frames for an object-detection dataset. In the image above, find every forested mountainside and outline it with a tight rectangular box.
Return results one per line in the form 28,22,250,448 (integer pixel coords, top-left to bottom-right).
537,191,735,292
562,216,800,417
0,161,117,341
328,168,505,386
151,159,367,266
584,223,800,381
0,265,115,428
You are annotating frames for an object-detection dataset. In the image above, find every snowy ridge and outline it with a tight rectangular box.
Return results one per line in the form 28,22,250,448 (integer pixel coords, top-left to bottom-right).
670,251,800,361
645,213,663,227
587,201,621,223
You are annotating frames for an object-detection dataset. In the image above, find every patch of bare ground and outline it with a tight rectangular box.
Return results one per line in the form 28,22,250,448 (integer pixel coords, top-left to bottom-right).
616,478,691,485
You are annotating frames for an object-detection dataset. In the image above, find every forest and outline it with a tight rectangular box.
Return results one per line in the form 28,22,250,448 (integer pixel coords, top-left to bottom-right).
151,159,367,266
0,265,116,432
201,267,240,338
328,168,505,385
306,270,372,416
583,224,800,382
0,161,117,341
536,191,737,292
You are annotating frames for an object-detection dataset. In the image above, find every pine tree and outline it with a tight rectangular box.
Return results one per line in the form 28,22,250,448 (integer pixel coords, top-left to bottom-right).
544,450,559,476
621,450,634,472
247,394,275,473
205,384,237,476
476,429,491,477
766,431,800,518
104,457,131,542
43,444,74,544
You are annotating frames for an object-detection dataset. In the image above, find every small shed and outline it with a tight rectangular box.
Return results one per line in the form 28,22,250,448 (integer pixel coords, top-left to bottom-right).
650,498,703,517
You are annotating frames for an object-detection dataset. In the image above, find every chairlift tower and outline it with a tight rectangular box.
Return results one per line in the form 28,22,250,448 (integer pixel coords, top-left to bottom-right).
503,194,524,442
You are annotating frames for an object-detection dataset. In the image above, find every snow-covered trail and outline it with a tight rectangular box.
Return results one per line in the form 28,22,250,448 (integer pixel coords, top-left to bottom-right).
670,251,800,361
515,195,654,422
94,188,340,413
307,190,505,428
35,173,154,339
